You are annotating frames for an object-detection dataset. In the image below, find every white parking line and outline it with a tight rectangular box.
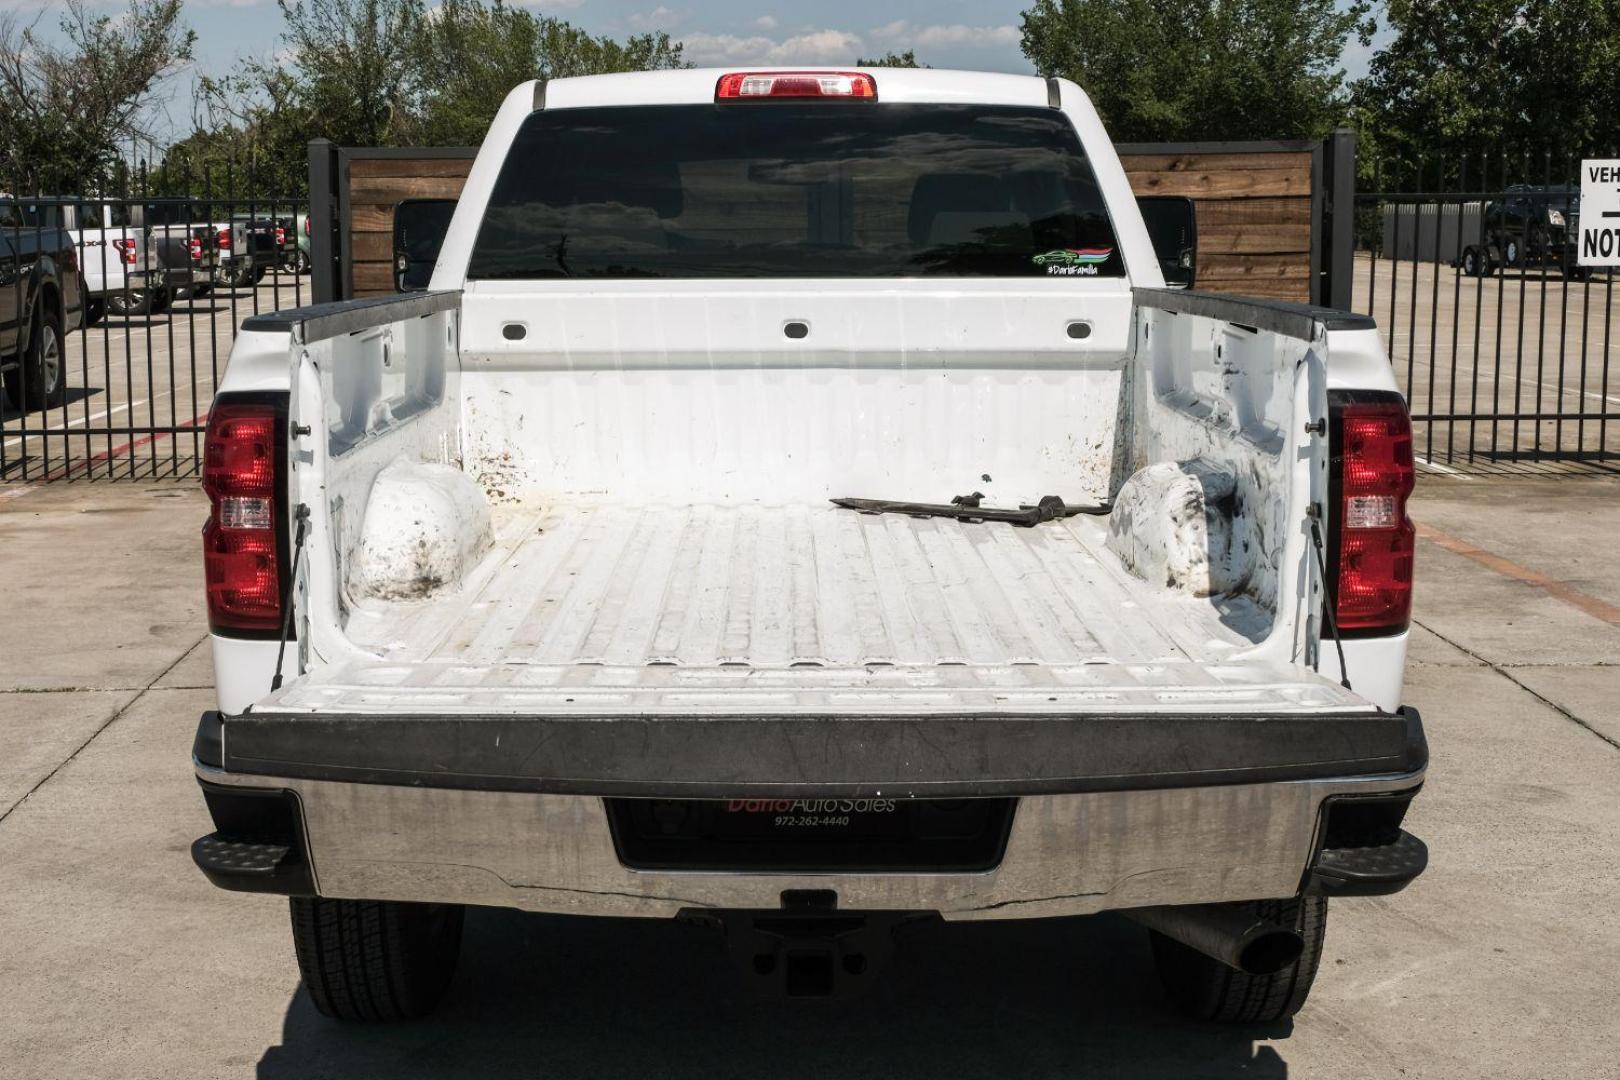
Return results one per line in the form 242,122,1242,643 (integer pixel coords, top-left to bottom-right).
1416,457,1475,480
2,397,149,451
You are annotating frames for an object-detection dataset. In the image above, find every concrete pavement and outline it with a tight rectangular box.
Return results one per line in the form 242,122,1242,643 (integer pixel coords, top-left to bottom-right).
1,478,1617,1079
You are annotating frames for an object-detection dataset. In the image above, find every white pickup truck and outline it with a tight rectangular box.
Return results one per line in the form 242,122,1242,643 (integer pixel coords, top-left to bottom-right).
26,199,171,319
191,69,1427,1025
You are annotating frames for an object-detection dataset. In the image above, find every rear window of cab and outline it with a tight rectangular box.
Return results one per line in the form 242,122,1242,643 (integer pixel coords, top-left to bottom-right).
468,103,1123,280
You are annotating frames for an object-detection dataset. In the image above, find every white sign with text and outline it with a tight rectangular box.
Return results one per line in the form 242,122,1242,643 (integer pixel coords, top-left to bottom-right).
1579,159,1620,266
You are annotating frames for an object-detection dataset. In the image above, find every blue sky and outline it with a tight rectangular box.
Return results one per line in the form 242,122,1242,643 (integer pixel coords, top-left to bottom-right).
7,0,1388,144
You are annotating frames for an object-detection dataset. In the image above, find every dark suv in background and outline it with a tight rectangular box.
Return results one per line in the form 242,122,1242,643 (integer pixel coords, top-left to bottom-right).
1461,184,1589,280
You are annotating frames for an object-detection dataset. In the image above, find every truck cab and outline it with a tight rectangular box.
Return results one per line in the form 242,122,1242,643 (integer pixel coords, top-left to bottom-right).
191,69,1425,1025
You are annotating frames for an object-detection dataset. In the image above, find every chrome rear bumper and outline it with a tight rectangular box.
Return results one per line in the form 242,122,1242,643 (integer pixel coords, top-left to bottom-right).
195,763,1424,920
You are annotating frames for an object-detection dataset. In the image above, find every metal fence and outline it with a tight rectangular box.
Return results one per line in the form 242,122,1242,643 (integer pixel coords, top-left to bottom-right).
10,140,1620,483
1351,151,1618,473
2,172,309,483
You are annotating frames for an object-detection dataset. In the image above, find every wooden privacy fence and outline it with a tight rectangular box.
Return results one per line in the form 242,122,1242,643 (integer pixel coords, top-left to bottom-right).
308,144,475,301
1118,140,1316,301
310,132,1355,305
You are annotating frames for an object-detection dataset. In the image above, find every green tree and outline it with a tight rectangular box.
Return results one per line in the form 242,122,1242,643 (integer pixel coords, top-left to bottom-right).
273,0,423,147
0,0,194,192
1020,0,1372,141
408,0,685,146
159,65,312,197
1353,0,1620,168
856,50,927,68
167,0,689,190
533,14,684,78
165,0,417,196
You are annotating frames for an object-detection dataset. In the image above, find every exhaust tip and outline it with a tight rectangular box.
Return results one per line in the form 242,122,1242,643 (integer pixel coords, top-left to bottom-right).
1238,930,1305,975
1125,903,1306,976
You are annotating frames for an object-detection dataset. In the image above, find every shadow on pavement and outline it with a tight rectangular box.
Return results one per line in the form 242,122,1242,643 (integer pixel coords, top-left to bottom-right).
0,386,102,422
257,908,1291,1079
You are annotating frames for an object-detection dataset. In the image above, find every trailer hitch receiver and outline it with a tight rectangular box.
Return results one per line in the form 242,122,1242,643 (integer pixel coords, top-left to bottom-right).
682,894,935,997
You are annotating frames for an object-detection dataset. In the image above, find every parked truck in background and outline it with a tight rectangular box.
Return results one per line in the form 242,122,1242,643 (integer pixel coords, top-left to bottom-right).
18,198,170,320
215,213,279,289
289,211,311,274
0,195,83,409
140,200,280,293
138,199,223,301
191,69,1427,1026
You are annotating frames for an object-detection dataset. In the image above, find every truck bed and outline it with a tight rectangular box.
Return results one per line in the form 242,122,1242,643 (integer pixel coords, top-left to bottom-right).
267,503,1362,716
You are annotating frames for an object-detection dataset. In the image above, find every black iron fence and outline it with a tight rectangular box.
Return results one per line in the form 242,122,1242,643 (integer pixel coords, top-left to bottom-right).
8,140,1619,483
1,169,309,482
1350,150,1618,473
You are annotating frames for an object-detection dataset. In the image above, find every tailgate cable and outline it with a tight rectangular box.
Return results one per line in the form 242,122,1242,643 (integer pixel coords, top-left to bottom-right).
269,503,312,693
1306,504,1352,691
831,493,1111,527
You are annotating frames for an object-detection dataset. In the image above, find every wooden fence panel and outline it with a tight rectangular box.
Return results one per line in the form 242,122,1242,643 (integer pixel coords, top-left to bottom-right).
343,151,474,298
1119,141,1316,302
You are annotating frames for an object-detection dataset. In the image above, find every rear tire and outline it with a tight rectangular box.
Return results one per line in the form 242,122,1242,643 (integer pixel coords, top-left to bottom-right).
1461,246,1484,277
1148,896,1327,1024
289,897,464,1021
3,305,67,411
106,290,153,318
214,262,254,289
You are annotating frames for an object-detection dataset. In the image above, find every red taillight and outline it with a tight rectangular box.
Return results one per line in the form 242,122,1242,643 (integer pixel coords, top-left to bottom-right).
303,216,311,236
716,71,877,101
1334,398,1415,633
188,235,203,261
275,225,287,246
203,401,282,632
113,238,138,265
216,227,232,249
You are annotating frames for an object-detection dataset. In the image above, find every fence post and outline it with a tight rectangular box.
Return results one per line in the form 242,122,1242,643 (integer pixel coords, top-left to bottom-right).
308,139,339,304
1320,127,1357,311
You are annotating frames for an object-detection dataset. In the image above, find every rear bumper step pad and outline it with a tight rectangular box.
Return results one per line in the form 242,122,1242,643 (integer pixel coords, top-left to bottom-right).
1304,830,1429,896
191,833,314,895
197,706,1426,799
191,780,315,895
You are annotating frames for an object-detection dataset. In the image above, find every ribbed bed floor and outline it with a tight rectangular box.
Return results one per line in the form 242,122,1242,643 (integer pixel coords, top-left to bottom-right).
269,503,1364,715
